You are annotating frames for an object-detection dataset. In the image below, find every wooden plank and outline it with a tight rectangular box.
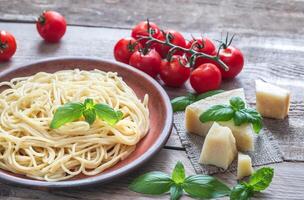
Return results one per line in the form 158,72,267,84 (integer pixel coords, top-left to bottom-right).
0,0,304,36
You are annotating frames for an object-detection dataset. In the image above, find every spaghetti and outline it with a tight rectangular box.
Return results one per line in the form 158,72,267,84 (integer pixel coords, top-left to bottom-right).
0,69,149,181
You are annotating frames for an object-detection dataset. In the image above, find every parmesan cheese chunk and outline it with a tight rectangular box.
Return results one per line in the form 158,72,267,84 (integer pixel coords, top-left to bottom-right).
255,80,291,119
237,152,253,179
199,122,237,170
185,88,254,151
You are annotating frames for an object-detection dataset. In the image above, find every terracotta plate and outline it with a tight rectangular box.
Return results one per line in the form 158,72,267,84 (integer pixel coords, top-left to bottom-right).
0,57,173,189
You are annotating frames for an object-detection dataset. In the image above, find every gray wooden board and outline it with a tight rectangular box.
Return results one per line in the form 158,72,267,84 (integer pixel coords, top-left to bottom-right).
0,21,303,199
0,0,304,37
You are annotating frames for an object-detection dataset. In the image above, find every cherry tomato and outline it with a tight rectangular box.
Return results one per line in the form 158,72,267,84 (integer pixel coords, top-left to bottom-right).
186,37,216,67
129,49,161,78
0,31,17,61
113,38,142,64
190,63,222,93
36,11,67,42
214,46,244,79
131,21,161,45
153,30,186,58
159,55,190,87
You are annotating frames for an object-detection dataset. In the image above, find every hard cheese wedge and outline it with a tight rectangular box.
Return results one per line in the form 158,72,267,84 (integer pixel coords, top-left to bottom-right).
237,152,253,179
255,80,290,119
199,122,237,170
185,88,254,151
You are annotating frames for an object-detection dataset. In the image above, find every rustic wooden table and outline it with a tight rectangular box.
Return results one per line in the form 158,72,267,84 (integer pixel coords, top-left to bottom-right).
0,1,303,199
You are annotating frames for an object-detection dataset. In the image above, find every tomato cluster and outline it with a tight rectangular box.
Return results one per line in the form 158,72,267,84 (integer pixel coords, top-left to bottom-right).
0,11,66,62
113,21,244,93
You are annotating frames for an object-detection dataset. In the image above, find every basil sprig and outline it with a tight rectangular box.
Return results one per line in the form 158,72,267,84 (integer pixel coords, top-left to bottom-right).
129,161,230,200
230,167,274,200
129,162,274,200
200,96,263,133
50,98,123,129
171,90,224,112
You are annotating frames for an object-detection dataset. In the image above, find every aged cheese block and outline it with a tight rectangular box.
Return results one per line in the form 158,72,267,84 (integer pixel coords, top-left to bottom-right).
185,88,254,151
255,80,291,119
237,152,253,179
199,122,237,170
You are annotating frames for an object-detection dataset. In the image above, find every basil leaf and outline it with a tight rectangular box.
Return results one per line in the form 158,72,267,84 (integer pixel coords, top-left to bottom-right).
195,90,225,101
230,96,245,110
94,104,123,125
248,167,274,191
170,185,183,200
129,171,173,195
171,161,185,184
182,175,231,199
240,108,263,133
171,94,195,112
50,103,84,129
199,105,234,123
234,110,249,126
171,90,224,113
230,183,253,200
83,109,96,125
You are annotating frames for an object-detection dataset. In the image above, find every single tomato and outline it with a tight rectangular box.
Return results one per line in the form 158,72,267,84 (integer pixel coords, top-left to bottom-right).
0,31,17,61
190,63,222,93
129,49,161,78
113,38,142,64
159,55,190,87
153,30,186,58
186,37,216,67
131,21,161,45
36,11,67,42
215,46,244,79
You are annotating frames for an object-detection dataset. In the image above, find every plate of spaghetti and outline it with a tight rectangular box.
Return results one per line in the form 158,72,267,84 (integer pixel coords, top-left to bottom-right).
0,57,173,188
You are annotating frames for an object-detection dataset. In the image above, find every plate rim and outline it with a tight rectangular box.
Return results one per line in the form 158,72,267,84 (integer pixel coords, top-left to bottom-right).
0,56,173,188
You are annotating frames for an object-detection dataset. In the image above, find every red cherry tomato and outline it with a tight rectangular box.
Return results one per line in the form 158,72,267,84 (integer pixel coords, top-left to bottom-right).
129,49,161,78
214,46,244,79
159,55,190,87
0,31,17,61
131,21,161,45
36,11,67,42
190,63,222,93
154,30,186,58
113,38,142,64
186,37,216,67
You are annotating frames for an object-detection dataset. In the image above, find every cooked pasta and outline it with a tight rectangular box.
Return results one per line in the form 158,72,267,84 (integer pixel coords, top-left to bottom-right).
0,69,149,181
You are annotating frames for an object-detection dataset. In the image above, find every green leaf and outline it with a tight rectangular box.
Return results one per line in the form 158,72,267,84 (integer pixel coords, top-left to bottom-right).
240,108,263,133
50,103,84,129
94,104,123,125
230,96,245,110
84,98,94,108
171,94,195,112
171,90,224,113
182,175,231,199
83,109,96,125
230,184,253,200
195,90,225,101
128,171,173,195
234,110,250,126
171,161,185,184
170,185,183,200
248,167,274,191
199,105,234,123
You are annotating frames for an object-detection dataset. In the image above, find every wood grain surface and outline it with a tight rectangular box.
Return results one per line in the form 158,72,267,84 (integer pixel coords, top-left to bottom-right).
0,0,304,199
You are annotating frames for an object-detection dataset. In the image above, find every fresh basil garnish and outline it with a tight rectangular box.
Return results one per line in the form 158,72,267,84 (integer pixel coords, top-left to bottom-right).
128,171,173,195
199,96,263,133
50,98,123,129
171,90,224,112
130,163,274,200
182,175,231,199
230,167,274,200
